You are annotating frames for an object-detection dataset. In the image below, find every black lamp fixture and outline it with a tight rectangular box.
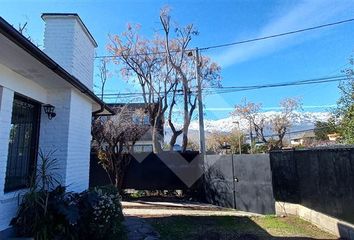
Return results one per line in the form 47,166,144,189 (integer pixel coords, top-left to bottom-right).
43,104,56,120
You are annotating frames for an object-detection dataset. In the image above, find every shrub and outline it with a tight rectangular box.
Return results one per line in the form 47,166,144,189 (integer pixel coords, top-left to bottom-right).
10,150,79,239
11,150,124,239
11,186,80,239
78,185,124,239
11,185,124,239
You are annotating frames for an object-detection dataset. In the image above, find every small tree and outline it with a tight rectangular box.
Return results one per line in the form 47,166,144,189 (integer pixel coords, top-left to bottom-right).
96,58,111,100
314,118,338,140
338,56,354,143
92,105,149,190
233,97,301,149
232,98,268,144
271,97,302,148
206,130,244,154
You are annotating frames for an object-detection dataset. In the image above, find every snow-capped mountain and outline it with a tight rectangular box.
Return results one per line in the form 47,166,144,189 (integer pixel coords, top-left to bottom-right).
187,111,332,133
165,111,332,138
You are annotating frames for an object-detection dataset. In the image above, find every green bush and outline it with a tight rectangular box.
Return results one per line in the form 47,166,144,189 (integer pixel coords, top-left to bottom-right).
78,186,124,239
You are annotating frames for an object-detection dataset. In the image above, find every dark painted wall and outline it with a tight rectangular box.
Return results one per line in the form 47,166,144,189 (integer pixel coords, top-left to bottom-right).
90,152,275,215
204,154,275,214
270,148,354,224
233,154,275,214
204,155,235,209
89,152,201,190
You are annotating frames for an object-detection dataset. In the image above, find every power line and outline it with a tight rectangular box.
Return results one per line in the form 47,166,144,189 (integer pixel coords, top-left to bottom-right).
94,17,354,59
204,76,348,96
96,74,349,99
207,75,345,90
199,18,354,51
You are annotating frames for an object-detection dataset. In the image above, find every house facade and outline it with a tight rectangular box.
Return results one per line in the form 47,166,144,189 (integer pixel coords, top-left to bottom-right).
107,103,164,152
290,131,316,146
0,13,112,232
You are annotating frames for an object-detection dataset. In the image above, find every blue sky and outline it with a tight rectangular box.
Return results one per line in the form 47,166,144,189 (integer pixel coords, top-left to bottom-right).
1,0,354,120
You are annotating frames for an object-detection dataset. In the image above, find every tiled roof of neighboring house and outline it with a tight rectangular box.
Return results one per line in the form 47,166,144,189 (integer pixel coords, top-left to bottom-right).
0,16,114,115
291,131,315,140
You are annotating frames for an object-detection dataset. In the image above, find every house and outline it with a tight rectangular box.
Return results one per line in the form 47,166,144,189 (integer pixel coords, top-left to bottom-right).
327,133,341,142
107,103,164,152
290,131,316,146
0,13,113,233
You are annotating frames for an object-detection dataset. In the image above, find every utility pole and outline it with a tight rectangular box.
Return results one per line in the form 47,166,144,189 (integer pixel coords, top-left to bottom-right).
237,121,242,154
233,121,242,154
195,48,206,157
249,119,253,154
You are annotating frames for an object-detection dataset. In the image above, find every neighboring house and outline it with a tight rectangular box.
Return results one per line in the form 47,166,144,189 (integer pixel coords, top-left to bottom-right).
0,13,113,232
108,103,164,152
290,131,316,146
327,133,341,142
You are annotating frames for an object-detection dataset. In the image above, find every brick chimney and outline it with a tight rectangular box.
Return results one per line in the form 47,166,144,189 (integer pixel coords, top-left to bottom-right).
42,13,97,90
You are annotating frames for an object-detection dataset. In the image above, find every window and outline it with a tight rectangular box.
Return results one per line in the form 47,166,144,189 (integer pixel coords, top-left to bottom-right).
132,113,150,125
5,95,41,192
133,144,153,153
143,115,150,125
132,114,141,124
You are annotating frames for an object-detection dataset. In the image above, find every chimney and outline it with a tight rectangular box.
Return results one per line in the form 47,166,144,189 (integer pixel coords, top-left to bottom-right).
41,13,97,90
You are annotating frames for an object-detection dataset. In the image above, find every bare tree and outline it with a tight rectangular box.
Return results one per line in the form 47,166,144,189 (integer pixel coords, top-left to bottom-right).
160,7,221,151
107,7,221,152
91,105,149,190
233,97,301,149
96,58,110,100
232,98,268,144
16,21,41,48
107,24,175,153
271,97,302,148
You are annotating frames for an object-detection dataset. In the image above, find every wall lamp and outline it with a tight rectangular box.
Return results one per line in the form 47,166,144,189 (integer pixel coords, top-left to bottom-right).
43,104,56,120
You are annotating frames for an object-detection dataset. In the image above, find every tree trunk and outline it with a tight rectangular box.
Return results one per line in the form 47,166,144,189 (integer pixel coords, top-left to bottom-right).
181,114,190,152
169,130,182,151
152,126,162,153
182,132,188,152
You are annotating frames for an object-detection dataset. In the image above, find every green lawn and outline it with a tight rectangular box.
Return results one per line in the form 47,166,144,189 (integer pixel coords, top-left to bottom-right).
147,215,337,240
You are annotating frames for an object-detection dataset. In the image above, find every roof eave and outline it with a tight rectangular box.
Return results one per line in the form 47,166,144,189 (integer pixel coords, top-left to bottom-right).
0,17,114,116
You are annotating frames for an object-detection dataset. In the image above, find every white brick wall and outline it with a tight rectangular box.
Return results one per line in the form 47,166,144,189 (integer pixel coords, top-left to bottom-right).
0,85,94,231
38,88,72,186
66,90,92,192
0,87,14,193
0,14,97,232
71,20,95,90
0,86,16,230
39,89,92,192
42,15,96,90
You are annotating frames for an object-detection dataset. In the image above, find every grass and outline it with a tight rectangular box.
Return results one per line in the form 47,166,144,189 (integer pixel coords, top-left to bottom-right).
147,215,337,240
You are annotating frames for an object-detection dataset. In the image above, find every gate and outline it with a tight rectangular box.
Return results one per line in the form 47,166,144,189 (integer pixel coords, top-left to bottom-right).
204,154,275,214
